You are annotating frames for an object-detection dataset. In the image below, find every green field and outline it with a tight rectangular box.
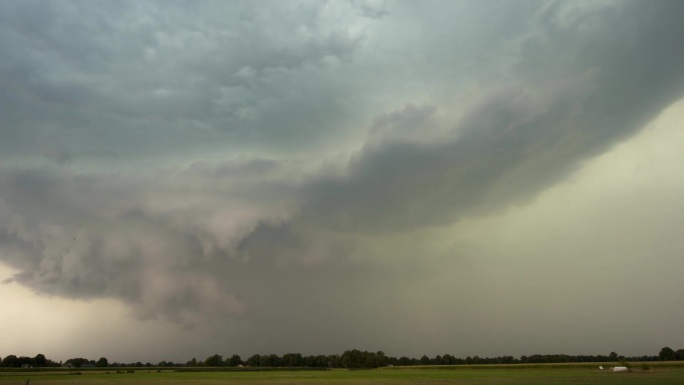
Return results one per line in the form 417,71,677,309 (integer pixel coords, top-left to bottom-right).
2,364,684,385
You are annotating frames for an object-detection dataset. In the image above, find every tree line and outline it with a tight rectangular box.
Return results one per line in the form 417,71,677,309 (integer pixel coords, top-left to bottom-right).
0,355,110,368
2,347,683,369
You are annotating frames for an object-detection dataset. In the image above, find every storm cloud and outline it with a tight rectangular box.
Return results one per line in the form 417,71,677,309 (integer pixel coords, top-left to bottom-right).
2,0,684,360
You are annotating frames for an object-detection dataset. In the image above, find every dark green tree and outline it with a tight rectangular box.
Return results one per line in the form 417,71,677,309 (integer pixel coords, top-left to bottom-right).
676,349,684,361
34,354,47,367
246,354,261,367
659,347,675,361
204,354,223,367
2,355,17,367
96,357,108,367
327,354,340,368
66,358,89,368
340,350,362,369
259,354,279,367
445,355,455,365
376,351,387,367
16,356,33,367
227,354,242,366
283,353,303,367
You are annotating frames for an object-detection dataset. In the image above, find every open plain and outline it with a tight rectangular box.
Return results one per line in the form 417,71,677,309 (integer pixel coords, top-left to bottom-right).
3,363,684,385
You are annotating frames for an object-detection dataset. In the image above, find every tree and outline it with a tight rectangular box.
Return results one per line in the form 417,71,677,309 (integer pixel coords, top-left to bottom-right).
96,357,108,367
16,356,33,367
227,354,242,367
608,352,619,361
376,351,387,367
340,350,362,369
34,354,47,367
246,354,261,367
66,358,89,368
283,353,303,367
676,349,684,361
659,347,675,361
327,354,340,368
2,355,17,367
260,354,280,367
204,354,223,367
267,354,280,367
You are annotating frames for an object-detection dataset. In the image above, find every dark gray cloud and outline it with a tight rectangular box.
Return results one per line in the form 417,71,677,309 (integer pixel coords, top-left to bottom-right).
0,0,374,163
272,1,684,235
2,0,684,358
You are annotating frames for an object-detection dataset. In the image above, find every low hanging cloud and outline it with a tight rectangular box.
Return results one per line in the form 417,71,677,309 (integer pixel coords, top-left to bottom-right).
264,1,684,235
1,0,684,338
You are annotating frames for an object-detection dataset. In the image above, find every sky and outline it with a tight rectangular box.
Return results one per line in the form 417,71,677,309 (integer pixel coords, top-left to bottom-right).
1,0,684,363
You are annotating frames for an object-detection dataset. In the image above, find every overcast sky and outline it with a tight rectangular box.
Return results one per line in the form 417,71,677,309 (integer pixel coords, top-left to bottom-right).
2,0,684,363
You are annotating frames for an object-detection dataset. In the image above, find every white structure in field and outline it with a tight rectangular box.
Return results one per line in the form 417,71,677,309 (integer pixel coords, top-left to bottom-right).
613,366,628,372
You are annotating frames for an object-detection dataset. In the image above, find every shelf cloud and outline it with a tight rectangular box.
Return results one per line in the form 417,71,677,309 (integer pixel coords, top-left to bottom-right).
2,0,684,360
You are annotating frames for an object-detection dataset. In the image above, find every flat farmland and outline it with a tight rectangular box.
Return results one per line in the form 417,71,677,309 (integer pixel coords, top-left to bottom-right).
2,364,684,385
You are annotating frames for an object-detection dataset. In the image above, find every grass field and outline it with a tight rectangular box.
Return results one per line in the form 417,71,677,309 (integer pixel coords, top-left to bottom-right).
2,363,684,385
